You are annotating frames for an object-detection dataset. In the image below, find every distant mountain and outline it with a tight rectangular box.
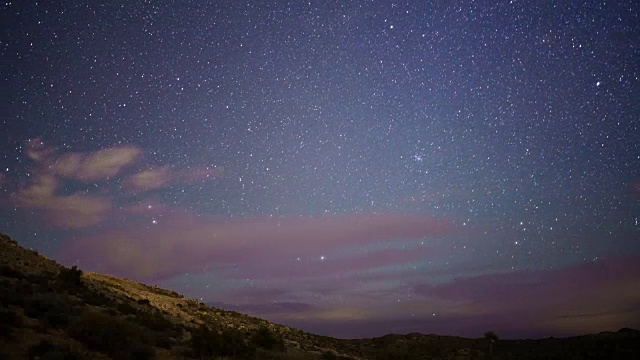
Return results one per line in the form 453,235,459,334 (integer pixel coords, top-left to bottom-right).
1,232,638,359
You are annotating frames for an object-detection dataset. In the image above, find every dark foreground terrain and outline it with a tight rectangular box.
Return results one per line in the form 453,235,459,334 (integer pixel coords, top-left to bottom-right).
1,232,638,359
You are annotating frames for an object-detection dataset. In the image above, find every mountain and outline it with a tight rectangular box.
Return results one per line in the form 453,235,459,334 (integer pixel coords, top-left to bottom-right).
1,232,638,359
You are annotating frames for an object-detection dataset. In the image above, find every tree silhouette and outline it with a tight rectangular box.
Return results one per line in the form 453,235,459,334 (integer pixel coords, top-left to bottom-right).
484,331,499,358
59,266,83,288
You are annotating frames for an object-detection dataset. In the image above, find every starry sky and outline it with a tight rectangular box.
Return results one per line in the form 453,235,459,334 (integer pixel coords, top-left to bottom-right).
2,0,640,339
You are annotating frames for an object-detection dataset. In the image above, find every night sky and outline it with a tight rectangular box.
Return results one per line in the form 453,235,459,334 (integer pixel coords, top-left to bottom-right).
2,0,640,339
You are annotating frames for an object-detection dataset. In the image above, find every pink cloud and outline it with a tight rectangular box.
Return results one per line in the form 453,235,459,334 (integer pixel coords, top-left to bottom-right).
52,146,141,181
56,212,453,281
243,247,430,280
415,256,640,336
248,257,640,339
125,166,172,192
25,138,55,162
10,139,226,227
124,165,223,192
12,175,112,228
24,138,141,182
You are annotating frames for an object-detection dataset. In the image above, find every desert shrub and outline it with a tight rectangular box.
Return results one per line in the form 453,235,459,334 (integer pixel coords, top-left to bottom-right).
190,325,254,358
117,301,138,315
15,281,35,297
154,333,173,349
484,331,499,341
190,326,223,358
68,310,155,360
321,351,338,360
134,309,179,348
251,326,285,352
78,288,110,306
0,308,21,337
28,339,81,360
0,282,24,307
26,274,49,287
134,309,175,332
254,348,288,359
58,266,83,288
23,294,73,329
0,265,24,279
222,328,254,357
137,298,151,305
0,234,17,244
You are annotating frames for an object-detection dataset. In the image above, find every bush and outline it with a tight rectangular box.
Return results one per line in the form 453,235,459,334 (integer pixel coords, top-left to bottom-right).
190,326,223,358
251,326,285,352
27,274,50,287
59,266,83,288
222,328,254,357
0,308,21,337
0,282,24,307
23,294,73,329
68,310,155,359
28,339,81,360
190,325,254,358
0,234,18,245
117,301,138,315
0,265,24,279
133,310,179,348
134,309,175,333
321,351,338,360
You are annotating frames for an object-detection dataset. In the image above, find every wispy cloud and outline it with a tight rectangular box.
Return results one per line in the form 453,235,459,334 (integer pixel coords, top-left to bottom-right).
25,138,141,181
124,165,224,192
9,139,222,228
125,166,173,192
25,138,56,162
56,212,454,281
52,146,141,181
12,175,112,228
413,256,640,337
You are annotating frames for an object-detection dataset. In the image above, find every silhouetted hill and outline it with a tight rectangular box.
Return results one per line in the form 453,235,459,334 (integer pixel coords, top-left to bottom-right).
1,232,638,359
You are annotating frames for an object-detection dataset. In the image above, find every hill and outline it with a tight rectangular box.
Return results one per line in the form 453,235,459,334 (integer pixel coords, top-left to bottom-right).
1,232,638,359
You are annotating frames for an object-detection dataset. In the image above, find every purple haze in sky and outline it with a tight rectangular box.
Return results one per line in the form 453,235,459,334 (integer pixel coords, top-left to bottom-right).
2,0,639,338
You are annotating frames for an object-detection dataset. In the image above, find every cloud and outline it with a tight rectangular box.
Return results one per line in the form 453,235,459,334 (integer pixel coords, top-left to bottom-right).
125,166,172,192
262,257,640,339
25,138,55,162
56,212,454,281
51,152,84,178
24,138,141,182
414,256,640,337
244,247,430,280
124,165,223,192
13,175,112,228
10,139,142,228
52,146,141,181
9,139,225,227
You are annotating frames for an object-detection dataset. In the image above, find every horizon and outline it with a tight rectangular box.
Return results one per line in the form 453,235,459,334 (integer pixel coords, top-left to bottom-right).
2,0,639,339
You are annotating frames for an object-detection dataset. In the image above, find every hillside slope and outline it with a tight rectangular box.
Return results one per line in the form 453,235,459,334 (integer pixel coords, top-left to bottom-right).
0,233,356,359
1,232,638,360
